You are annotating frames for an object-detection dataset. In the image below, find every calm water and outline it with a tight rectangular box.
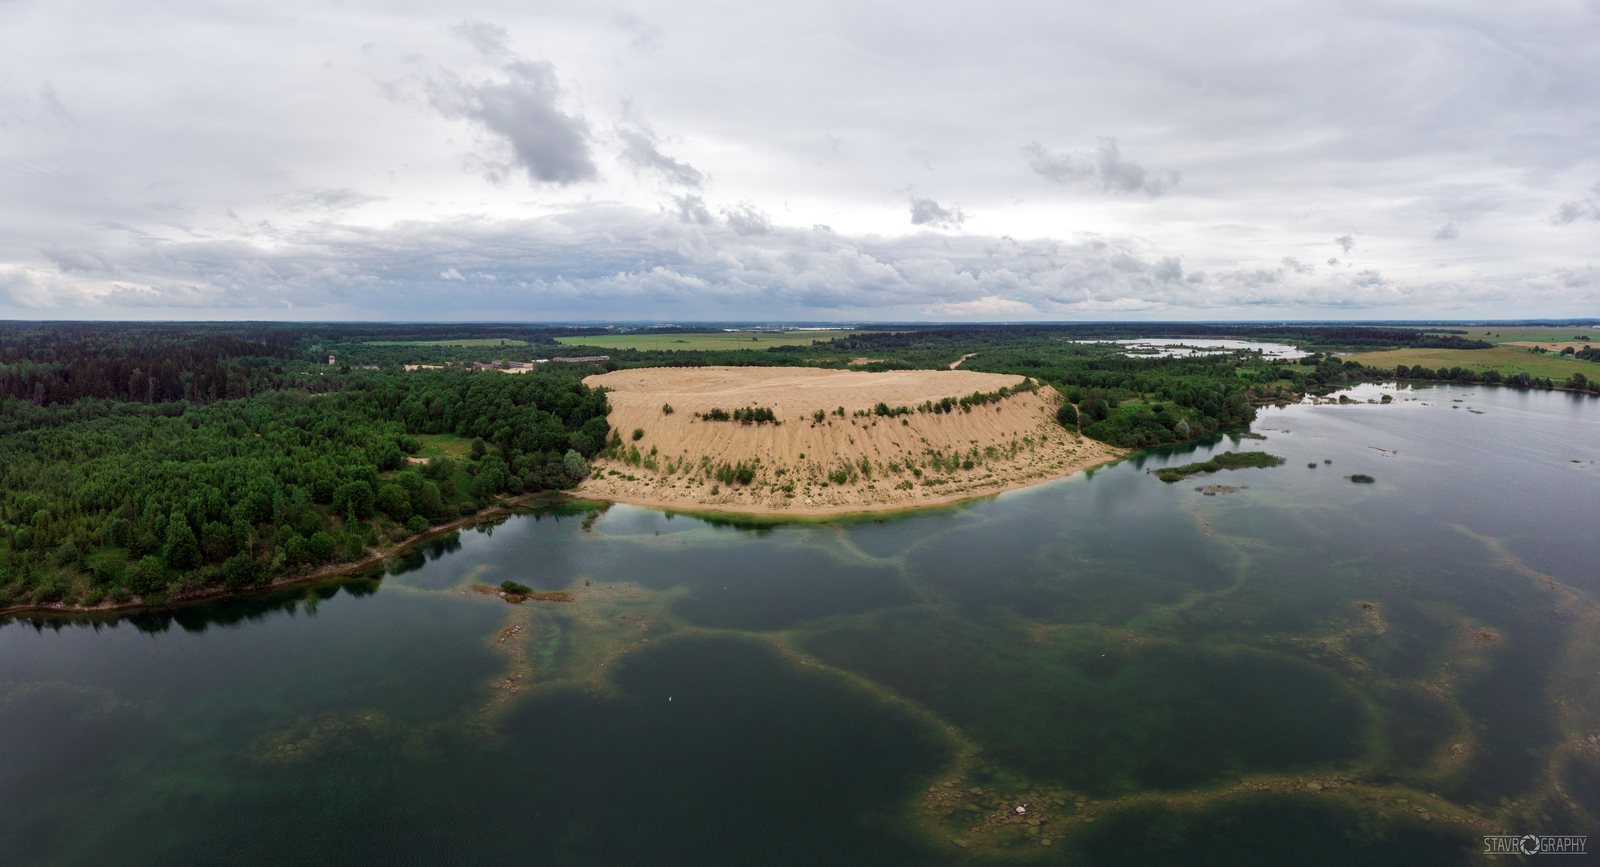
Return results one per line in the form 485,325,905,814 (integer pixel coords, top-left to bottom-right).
3,383,1597,865
1071,338,1310,358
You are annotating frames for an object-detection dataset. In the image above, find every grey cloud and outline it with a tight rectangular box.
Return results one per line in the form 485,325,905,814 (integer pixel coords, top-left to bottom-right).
1551,201,1600,224
427,60,597,185
272,187,385,212
617,125,703,187
1281,257,1314,274
1334,235,1356,254
1025,139,1178,197
12,204,1596,319
1152,257,1183,282
1433,222,1460,240
672,194,713,225
450,19,511,57
722,203,772,235
0,81,72,129
1551,185,1600,224
42,246,116,274
909,197,965,228
609,8,663,53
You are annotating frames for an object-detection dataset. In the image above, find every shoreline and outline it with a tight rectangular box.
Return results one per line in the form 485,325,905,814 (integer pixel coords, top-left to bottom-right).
0,491,603,621
575,447,1127,520
2,445,1128,620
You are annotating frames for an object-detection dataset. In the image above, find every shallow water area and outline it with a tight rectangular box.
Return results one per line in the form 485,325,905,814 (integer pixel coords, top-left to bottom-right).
2,383,1597,865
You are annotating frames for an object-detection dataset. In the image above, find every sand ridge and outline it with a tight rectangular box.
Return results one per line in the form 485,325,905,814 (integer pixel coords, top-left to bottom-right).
576,366,1124,516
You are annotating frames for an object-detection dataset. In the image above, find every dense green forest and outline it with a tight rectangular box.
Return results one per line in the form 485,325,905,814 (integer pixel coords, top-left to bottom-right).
1,326,613,610
5,321,1593,613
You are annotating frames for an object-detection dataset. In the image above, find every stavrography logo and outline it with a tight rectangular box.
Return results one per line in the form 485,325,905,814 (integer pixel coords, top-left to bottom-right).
1482,835,1586,856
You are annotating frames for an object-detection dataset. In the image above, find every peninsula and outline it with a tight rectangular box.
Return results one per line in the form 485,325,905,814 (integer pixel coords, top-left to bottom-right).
577,366,1123,515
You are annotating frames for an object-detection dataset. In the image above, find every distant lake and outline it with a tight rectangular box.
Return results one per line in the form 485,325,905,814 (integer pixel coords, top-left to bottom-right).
3,383,1597,865
1073,338,1311,358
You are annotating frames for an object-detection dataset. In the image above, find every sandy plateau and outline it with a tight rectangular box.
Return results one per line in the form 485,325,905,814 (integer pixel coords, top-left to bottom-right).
576,366,1124,516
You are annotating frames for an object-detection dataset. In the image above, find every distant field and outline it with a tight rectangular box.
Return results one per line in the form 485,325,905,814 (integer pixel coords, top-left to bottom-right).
1421,325,1598,345
553,331,863,351
1348,345,1597,379
365,339,530,347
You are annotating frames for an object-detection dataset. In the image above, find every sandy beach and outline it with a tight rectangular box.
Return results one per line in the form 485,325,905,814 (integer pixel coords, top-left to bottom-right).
576,367,1124,516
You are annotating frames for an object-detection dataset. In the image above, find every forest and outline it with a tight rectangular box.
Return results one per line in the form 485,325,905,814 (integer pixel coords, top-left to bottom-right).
0,324,613,610
4,320,1590,613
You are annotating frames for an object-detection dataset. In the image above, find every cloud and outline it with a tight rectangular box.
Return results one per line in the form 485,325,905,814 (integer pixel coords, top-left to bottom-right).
450,19,511,57
1024,139,1178,196
617,124,703,187
924,295,1038,316
909,197,966,228
0,81,73,129
1551,184,1600,224
672,194,713,225
42,246,116,274
272,187,385,213
722,203,772,235
17,203,1582,321
1432,222,1460,240
3,3,1598,321
426,60,597,185
1334,235,1356,254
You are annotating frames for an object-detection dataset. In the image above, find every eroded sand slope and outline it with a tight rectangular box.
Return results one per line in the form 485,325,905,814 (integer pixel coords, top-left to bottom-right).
577,367,1123,515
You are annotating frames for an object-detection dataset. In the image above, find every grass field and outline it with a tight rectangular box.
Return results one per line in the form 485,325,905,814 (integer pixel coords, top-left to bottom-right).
365,339,530,347
1421,325,1598,346
1348,345,1598,380
553,331,864,351
413,433,474,459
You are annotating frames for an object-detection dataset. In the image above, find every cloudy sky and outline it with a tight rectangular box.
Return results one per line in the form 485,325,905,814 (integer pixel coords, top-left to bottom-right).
1,0,1597,321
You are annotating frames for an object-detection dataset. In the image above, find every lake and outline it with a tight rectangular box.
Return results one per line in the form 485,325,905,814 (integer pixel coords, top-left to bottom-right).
3,383,1597,865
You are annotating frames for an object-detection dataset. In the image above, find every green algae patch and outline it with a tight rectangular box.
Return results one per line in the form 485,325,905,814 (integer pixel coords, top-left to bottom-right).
1151,451,1286,483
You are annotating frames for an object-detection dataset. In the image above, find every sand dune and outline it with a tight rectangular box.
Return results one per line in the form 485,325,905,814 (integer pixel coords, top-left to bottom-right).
576,366,1123,516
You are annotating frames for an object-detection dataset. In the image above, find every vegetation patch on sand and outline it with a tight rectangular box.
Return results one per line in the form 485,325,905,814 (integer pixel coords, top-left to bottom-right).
472,583,574,604
576,366,1124,516
1151,451,1286,483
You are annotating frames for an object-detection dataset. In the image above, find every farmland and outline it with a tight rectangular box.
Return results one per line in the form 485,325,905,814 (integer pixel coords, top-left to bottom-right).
1347,344,1597,380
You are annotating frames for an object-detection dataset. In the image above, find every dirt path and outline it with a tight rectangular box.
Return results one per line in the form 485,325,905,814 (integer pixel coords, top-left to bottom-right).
948,353,978,369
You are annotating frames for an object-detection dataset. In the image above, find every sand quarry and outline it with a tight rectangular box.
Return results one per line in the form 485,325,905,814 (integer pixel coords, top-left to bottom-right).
576,366,1124,516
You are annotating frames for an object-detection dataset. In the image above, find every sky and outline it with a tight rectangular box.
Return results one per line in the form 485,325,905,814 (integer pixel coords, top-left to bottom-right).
1,0,1597,322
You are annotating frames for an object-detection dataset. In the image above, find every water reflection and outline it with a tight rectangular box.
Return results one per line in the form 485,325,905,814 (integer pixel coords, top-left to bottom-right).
0,572,385,635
